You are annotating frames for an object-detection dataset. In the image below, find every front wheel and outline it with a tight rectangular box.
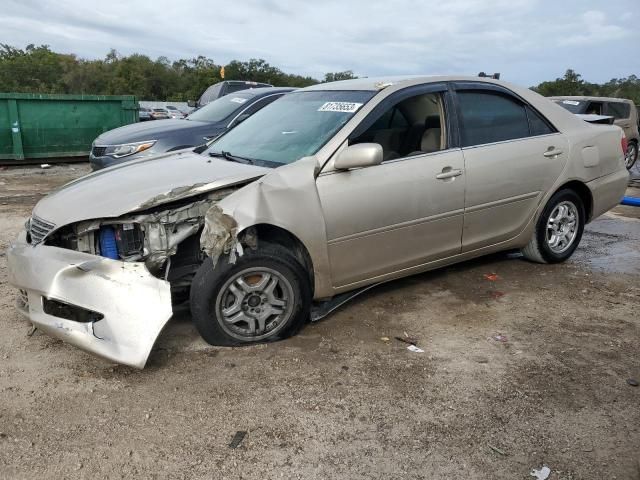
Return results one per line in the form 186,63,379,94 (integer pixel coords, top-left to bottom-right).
521,189,585,264
625,141,638,170
190,242,311,346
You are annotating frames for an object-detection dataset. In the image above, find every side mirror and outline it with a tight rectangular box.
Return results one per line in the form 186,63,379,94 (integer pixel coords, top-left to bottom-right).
334,143,383,170
187,100,196,108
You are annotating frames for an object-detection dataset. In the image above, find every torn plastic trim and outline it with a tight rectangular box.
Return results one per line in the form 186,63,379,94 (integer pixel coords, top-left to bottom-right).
200,205,240,267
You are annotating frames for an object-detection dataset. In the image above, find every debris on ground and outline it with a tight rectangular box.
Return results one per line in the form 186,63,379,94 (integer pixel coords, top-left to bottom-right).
488,444,506,456
40,164,51,169
530,466,551,480
484,273,500,281
492,334,508,343
395,332,418,346
627,378,639,387
380,337,390,342
406,345,424,353
229,431,247,449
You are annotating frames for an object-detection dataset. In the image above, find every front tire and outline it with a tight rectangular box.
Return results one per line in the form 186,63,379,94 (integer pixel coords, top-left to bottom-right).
521,189,585,264
190,242,311,346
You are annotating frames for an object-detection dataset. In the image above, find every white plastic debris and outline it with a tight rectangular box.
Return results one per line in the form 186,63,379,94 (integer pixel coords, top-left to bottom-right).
40,164,51,169
407,345,424,353
530,466,551,480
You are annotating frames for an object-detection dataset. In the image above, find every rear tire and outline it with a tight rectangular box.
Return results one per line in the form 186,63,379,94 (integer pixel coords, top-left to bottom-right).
190,242,311,346
521,189,585,264
625,141,638,170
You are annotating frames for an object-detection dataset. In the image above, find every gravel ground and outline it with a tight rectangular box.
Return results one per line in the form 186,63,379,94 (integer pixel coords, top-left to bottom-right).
0,164,639,479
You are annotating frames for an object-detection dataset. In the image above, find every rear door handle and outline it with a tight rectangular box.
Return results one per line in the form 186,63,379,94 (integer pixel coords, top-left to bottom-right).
543,148,563,158
435,167,463,180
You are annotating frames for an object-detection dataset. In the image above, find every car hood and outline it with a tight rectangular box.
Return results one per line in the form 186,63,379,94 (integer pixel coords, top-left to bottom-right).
94,119,224,144
33,151,270,227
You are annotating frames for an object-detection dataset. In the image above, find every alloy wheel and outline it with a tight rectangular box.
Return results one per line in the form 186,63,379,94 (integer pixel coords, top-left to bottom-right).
546,201,579,254
625,143,638,169
215,267,294,340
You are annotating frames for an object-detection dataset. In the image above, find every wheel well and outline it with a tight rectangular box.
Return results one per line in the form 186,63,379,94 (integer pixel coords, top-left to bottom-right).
239,224,315,293
556,180,593,222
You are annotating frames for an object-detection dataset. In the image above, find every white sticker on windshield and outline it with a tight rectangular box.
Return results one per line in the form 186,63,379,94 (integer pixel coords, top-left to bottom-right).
318,102,363,113
230,97,248,104
562,100,581,106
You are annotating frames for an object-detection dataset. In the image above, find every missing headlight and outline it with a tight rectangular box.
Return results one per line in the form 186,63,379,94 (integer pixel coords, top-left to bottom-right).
115,223,144,257
98,223,144,259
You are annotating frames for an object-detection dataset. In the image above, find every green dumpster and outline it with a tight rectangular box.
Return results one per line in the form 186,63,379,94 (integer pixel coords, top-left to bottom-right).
0,93,138,163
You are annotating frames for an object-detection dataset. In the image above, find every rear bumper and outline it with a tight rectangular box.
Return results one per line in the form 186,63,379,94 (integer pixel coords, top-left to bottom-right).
587,168,630,220
6,231,172,368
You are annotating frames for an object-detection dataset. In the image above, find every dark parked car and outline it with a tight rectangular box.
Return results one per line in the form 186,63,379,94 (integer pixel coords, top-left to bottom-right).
139,107,152,121
90,87,294,170
192,80,272,108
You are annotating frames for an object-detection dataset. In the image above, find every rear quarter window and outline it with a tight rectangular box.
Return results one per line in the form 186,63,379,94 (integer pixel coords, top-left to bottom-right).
526,106,555,136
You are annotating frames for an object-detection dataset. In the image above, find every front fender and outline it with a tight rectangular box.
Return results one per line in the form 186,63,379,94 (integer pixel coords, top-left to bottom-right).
213,157,334,298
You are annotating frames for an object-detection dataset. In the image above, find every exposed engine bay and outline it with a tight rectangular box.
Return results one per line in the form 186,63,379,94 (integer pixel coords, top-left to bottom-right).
39,187,240,302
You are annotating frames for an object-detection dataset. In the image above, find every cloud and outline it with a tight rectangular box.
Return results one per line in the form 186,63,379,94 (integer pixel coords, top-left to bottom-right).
0,0,637,85
560,10,631,46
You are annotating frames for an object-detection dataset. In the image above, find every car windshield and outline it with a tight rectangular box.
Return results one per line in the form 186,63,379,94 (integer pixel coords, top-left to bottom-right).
188,92,257,123
553,99,586,114
206,90,375,166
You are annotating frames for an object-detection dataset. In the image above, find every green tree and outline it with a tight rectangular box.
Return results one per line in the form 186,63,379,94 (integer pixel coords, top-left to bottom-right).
323,70,357,83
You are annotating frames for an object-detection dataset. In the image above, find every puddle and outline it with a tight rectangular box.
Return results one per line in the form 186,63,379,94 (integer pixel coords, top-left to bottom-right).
573,214,640,275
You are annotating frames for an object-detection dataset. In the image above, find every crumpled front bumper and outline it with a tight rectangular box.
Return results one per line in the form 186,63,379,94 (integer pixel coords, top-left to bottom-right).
6,231,172,368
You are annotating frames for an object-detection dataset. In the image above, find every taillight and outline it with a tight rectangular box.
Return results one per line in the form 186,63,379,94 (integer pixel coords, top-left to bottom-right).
621,134,628,155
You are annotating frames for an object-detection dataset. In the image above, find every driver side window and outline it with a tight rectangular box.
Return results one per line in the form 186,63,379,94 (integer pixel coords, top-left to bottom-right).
350,92,446,161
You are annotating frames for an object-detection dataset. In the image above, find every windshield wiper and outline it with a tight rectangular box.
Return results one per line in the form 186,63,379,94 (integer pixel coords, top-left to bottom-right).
209,150,254,165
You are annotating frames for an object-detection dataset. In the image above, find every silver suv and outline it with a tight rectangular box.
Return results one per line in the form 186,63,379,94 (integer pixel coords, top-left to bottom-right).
551,96,639,169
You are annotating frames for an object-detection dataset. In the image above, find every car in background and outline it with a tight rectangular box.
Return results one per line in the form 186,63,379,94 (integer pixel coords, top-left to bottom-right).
139,107,152,122
150,108,170,120
191,80,272,109
166,105,186,119
90,87,294,170
10,76,629,368
551,96,639,169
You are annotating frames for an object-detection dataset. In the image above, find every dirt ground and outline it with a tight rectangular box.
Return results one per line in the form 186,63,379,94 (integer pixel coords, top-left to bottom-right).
0,164,639,480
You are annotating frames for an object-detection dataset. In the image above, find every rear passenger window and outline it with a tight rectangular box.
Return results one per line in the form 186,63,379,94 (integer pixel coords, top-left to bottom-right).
607,102,631,119
458,91,530,147
526,106,555,136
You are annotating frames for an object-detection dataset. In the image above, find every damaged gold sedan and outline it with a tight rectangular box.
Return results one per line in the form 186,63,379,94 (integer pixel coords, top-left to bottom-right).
7,76,629,368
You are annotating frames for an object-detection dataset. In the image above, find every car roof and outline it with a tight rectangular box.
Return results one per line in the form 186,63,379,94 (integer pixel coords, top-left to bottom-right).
301,75,521,92
224,80,272,86
241,86,297,97
549,95,634,104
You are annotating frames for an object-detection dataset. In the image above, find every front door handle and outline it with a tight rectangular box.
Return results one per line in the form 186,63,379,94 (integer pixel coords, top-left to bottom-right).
543,148,563,158
435,167,463,180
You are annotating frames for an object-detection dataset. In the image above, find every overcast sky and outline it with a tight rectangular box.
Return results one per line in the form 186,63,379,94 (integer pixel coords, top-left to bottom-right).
1,0,636,86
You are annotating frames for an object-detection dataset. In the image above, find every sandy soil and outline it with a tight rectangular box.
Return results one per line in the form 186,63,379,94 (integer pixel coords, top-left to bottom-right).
0,164,639,479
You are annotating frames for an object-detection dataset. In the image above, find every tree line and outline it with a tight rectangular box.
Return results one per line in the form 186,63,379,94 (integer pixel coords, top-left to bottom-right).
0,44,357,101
0,45,638,104
532,69,640,104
